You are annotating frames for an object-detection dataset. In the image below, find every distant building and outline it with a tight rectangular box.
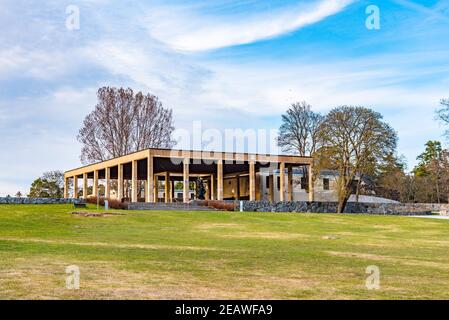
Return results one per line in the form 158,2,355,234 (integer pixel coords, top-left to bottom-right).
258,168,397,203
258,168,357,202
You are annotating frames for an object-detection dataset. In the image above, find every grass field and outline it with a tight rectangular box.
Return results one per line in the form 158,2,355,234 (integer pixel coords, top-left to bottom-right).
1,204,449,300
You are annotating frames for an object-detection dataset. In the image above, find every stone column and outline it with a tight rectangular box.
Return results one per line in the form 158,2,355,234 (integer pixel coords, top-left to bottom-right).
147,154,154,203
235,174,240,200
165,172,170,203
93,170,98,197
288,165,293,201
83,173,88,199
308,163,314,202
249,161,256,201
217,160,223,201
73,176,78,199
105,167,110,199
183,158,190,203
131,160,138,203
64,177,69,199
154,175,158,202
269,173,274,202
279,162,285,201
210,174,215,200
205,179,210,200
118,164,123,201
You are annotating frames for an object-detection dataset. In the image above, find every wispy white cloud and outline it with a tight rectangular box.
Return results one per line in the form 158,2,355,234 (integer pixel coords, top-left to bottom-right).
144,0,355,51
80,37,447,170
392,0,449,23
82,41,210,94
0,46,75,80
0,87,97,195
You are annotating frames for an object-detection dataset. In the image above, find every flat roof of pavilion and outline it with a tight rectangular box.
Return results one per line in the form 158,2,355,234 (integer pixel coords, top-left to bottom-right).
65,147,313,177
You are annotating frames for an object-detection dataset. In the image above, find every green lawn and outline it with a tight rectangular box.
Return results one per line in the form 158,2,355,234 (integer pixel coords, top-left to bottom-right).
1,204,449,299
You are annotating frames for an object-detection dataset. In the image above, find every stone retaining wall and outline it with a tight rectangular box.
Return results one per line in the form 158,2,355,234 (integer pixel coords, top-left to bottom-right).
0,197,83,205
1,197,447,215
236,201,448,215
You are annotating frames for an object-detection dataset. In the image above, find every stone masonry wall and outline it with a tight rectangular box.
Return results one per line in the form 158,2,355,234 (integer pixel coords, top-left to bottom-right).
0,197,84,205
1,197,447,215
235,201,449,215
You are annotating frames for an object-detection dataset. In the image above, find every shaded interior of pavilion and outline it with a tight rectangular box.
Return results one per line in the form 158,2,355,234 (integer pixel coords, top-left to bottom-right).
66,157,306,203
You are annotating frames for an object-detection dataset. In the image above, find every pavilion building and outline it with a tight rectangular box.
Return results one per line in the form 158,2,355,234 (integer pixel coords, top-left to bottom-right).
63,148,314,203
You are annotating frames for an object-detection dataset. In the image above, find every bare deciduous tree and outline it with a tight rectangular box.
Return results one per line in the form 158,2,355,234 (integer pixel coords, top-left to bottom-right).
316,106,397,213
277,102,324,189
277,102,324,156
78,87,175,164
436,98,449,137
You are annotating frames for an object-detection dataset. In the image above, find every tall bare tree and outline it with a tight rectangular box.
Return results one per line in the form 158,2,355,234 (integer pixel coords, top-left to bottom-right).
436,98,449,137
277,102,324,189
277,102,324,156
78,87,175,164
316,106,397,213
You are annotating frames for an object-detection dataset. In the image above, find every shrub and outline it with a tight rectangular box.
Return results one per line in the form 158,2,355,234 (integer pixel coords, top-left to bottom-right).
86,196,102,205
107,199,128,210
197,200,209,207
205,200,235,211
85,197,128,210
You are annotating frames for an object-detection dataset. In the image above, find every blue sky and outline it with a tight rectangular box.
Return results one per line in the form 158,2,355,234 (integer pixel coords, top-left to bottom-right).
1,0,449,195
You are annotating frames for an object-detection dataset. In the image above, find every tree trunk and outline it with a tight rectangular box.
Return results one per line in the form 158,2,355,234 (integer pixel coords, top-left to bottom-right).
435,175,440,204
337,194,350,213
355,178,362,203
337,181,353,213
302,165,309,191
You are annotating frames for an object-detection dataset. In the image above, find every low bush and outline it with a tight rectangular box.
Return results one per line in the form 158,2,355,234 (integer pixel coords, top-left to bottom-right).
108,199,128,210
202,200,235,211
86,196,102,205
85,197,128,210
197,200,209,207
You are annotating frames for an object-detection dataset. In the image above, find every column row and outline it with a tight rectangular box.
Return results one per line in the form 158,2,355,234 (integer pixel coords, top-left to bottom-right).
65,156,231,203
64,158,306,203
277,163,314,202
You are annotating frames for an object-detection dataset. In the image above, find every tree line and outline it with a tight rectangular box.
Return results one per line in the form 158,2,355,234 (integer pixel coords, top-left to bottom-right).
277,98,449,211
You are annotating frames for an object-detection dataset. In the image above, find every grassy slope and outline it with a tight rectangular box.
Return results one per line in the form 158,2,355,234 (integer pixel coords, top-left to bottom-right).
0,204,449,299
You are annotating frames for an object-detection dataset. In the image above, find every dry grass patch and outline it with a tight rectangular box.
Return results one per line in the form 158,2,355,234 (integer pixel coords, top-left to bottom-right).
326,251,449,270
196,223,245,230
327,251,391,261
0,257,319,300
220,231,310,240
0,237,228,252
